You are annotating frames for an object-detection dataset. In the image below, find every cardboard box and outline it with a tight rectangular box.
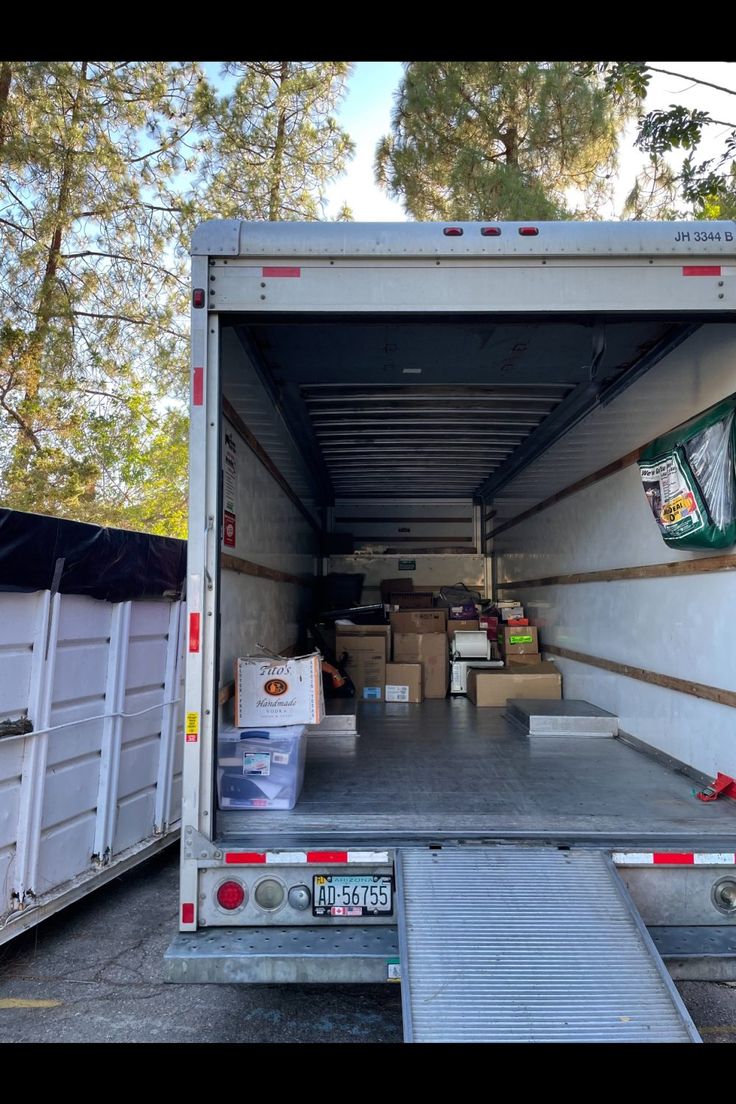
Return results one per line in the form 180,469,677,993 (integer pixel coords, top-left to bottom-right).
335,633,386,700
390,609,447,635
385,662,423,703
380,577,412,603
235,654,325,727
447,619,480,639
394,633,448,698
390,591,434,609
498,625,539,655
335,622,391,643
506,652,545,667
467,663,561,707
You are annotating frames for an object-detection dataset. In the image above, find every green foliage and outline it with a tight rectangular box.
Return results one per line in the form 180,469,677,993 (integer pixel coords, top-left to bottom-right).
197,62,354,220
0,61,201,537
0,60,353,539
375,61,639,220
595,62,736,214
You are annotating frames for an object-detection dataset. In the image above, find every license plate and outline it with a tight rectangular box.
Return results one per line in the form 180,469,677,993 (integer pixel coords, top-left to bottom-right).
312,874,393,917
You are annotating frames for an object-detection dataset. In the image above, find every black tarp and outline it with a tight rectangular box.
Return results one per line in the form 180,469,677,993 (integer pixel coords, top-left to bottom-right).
0,508,186,602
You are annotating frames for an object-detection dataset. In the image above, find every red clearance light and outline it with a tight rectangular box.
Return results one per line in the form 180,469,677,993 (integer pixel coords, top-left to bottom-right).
481,227,502,236
443,227,463,236
192,288,205,308
518,226,539,236
216,880,246,910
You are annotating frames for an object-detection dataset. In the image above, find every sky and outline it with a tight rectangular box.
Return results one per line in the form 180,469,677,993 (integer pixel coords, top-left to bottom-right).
322,61,736,221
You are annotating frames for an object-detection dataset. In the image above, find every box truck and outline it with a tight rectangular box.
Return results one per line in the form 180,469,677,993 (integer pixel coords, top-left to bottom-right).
165,219,736,1042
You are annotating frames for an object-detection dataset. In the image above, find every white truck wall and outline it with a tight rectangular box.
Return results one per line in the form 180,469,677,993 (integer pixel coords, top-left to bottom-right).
328,553,487,603
495,327,736,780
218,415,319,693
0,590,184,942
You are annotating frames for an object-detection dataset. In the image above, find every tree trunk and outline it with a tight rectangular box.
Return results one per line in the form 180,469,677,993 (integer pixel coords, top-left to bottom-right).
0,62,12,153
268,62,289,221
11,62,89,474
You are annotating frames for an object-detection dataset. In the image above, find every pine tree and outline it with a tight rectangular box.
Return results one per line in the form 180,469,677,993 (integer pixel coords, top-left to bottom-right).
0,61,204,536
375,62,639,221
197,62,354,220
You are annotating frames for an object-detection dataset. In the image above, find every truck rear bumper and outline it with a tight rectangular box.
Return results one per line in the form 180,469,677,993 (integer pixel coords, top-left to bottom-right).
164,925,400,984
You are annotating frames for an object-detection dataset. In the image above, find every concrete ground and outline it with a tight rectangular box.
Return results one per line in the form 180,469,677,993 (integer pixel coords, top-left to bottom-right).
0,845,733,1044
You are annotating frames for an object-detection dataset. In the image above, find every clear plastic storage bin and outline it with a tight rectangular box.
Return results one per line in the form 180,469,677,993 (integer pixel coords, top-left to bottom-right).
217,725,307,810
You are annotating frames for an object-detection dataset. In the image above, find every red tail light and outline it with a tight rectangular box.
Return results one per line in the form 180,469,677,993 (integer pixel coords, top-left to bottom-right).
216,880,246,910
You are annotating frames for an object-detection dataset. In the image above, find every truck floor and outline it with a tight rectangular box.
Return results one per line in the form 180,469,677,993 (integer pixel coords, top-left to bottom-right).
216,699,736,846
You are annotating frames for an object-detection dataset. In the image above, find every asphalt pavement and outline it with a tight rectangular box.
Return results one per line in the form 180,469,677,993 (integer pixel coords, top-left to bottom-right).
0,845,733,1044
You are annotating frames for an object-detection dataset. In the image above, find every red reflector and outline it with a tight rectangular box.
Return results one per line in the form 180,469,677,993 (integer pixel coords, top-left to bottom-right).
262,266,301,277
518,226,539,236
188,612,200,653
225,852,266,864
216,880,246,910
192,288,205,308
682,265,721,276
192,366,204,406
481,226,501,236
653,853,695,865
181,902,195,924
443,227,463,236
307,851,349,863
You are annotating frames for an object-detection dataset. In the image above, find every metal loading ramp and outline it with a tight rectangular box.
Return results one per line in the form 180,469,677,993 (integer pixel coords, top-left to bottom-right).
396,847,700,1043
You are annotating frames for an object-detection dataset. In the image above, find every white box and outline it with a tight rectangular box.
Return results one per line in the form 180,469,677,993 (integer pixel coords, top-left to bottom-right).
217,725,307,810
234,653,325,727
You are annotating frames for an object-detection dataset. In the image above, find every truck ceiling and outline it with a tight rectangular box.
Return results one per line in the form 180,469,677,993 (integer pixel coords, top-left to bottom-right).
225,314,696,502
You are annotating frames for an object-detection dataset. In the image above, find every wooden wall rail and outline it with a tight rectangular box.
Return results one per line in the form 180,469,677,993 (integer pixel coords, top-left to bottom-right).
545,644,736,709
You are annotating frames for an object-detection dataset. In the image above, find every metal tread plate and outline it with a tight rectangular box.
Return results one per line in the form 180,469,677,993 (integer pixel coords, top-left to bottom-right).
164,925,399,984
396,846,700,1043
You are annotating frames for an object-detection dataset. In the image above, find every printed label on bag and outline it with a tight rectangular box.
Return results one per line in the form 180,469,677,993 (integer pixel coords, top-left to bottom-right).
385,684,409,702
640,453,705,539
244,751,271,776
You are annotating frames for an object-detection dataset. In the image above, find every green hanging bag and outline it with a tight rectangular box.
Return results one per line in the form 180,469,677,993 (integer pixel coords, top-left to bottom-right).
638,397,736,550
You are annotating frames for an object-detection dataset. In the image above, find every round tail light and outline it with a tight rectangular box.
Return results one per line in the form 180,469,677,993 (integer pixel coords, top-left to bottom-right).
216,880,246,910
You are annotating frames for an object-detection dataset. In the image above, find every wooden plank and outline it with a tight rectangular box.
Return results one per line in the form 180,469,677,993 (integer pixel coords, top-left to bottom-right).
335,516,474,524
544,644,736,709
222,398,323,537
218,681,234,706
498,554,736,590
220,552,316,589
487,446,643,540
352,535,474,544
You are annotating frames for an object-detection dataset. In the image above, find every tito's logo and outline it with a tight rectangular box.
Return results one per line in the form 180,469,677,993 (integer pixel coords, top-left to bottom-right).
264,678,288,697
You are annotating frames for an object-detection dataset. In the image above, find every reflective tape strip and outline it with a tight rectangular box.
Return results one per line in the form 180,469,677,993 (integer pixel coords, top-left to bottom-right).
188,612,200,653
181,903,195,923
192,366,204,405
262,266,301,278
307,851,348,863
682,265,721,276
222,850,391,865
613,852,736,865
